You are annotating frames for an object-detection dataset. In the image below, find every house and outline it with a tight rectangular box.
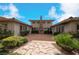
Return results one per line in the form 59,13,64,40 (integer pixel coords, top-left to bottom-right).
0,17,32,36
30,16,53,33
51,17,79,34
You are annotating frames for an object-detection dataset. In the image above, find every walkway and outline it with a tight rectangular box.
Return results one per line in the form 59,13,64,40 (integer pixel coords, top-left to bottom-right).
13,34,66,55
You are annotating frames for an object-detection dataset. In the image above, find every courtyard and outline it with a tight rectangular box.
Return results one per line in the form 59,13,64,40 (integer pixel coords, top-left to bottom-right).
13,34,67,55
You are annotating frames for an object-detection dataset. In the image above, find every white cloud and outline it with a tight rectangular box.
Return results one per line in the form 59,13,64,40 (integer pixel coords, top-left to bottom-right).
0,5,8,11
61,3,79,15
48,3,79,22
0,4,24,18
48,6,60,19
59,3,79,21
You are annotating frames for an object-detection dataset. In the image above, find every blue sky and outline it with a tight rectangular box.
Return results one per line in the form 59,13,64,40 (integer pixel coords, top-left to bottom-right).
0,3,79,25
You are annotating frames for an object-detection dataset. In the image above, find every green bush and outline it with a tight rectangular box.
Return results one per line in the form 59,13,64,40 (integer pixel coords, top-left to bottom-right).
44,30,52,34
73,32,79,38
0,30,13,39
0,43,5,51
53,32,60,35
20,30,29,36
15,36,28,46
31,30,39,34
71,39,79,49
0,43,4,49
2,36,28,48
55,33,73,45
55,33,79,51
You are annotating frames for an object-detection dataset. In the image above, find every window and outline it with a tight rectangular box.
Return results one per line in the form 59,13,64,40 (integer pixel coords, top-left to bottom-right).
61,25,64,32
77,24,79,30
3,24,8,31
0,26,2,31
20,26,22,31
4,24,7,28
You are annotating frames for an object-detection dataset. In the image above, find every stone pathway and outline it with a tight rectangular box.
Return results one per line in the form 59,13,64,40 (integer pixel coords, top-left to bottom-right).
13,34,65,55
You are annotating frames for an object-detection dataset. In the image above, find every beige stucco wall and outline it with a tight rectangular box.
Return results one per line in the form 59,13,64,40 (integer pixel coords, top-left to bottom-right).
13,23,20,36
52,21,79,34
0,22,14,32
27,26,31,31
7,22,14,33
32,22,39,28
63,22,78,34
7,22,20,36
32,21,52,28
21,25,27,31
27,26,32,34
0,22,31,35
52,27,56,33
64,23,71,33
43,22,52,28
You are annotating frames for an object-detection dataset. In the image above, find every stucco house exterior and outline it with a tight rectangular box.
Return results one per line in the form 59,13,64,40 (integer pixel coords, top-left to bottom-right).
51,17,79,34
0,17,32,36
1,16,79,35
30,16,53,33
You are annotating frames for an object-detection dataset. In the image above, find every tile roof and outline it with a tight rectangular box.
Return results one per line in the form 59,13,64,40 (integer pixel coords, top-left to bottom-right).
0,17,32,27
51,17,79,27
29,20,54,22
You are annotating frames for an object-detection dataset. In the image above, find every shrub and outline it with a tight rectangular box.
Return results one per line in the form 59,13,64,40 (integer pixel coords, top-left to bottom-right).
44,30,52,34
31,30,39,34
0,30,13,39
53,32,60,35
71,39,79,49
2,37,17,48
73,32,79,38
0,43,5,51
0,43,4,49
15,36,28,46
55,33,79,52
20,30,29,36
2,36,28,48
55,33,73,45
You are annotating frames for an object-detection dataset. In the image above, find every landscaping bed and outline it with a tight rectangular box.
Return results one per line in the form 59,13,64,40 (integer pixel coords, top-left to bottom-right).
54,33,79,55
0,36,28,55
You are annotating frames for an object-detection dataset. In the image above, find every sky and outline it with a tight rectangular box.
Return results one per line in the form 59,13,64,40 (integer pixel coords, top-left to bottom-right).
0,3,79,25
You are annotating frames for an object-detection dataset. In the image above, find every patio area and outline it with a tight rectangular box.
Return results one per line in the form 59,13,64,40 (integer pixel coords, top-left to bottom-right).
13,34,67,55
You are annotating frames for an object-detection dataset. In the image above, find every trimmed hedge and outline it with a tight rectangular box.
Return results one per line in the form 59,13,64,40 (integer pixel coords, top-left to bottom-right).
55,33,79,53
